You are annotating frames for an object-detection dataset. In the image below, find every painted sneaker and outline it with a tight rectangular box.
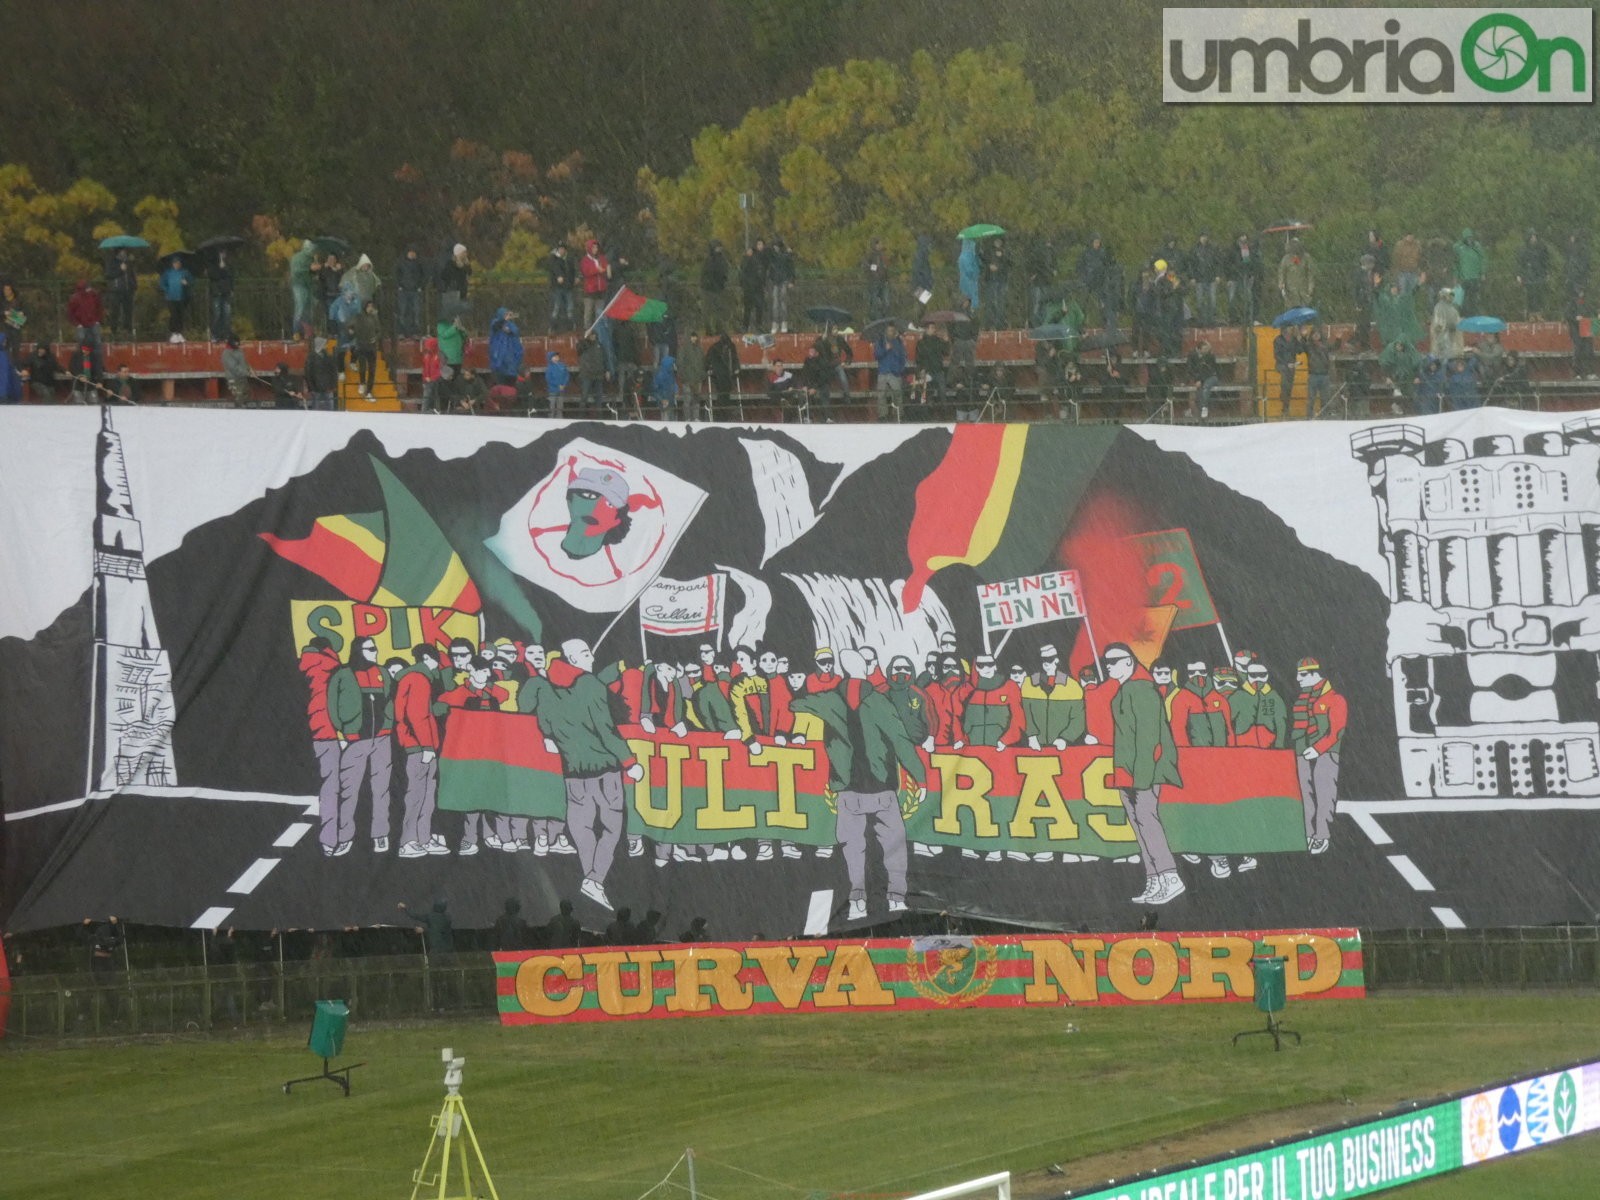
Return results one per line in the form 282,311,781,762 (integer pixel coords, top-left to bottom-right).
458,842,479,857
628,835,645,857
887,897,908,913
534,835,550,856
1149,871,1188,905
1130,877,1161,904
1209,856,1232,879
373,837,389,853
1308,838,1330,855
757,842,775,861
1237,856,1259,872
581,878,612,910
781,842,802,859
485,833,503,850
1181,854,1203,864
426,837,450,856
847,899,867,921
324,841,351,858
398,841,429,859
815,845,834,859
704,847,730,862
552,835,577,855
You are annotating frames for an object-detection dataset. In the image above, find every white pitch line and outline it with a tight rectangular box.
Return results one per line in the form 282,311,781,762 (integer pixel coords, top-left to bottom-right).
1387,854,1436,892
804,890,834,937
6,787,319,822
273,822,313,848
1431,907,1466,929
1345,797,1600,816
226,857,281,895
191,906,234,930
1348,808,1392,846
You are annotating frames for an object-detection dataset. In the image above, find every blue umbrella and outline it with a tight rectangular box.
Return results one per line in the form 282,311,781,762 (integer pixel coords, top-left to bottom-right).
98,234,151,250
1460,315,1507,334
1272,306,1318,328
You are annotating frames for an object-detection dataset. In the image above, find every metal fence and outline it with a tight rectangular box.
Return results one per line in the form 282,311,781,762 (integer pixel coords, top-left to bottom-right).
1362,926,1600,990
3,928,1597,1044
1,952,497,1041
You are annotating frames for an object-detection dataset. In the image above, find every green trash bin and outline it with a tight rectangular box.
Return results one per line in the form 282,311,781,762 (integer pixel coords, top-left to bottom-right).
308,999,348,1059
1252,956,1287,1014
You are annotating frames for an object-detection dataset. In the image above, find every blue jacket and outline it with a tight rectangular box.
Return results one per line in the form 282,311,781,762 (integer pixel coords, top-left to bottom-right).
159,267,193,302
958,240,981,309
1445,363,1482,410
546,352,570,393
874,335,907,377
489,307,524,377
652,353,677,402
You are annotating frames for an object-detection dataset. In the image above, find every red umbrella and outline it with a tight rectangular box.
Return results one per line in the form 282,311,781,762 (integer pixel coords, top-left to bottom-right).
1262,219,1313,234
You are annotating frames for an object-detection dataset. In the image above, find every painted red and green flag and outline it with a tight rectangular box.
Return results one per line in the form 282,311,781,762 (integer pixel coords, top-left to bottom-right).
901,423,1117,612
601,286,669,323
260,456,482,611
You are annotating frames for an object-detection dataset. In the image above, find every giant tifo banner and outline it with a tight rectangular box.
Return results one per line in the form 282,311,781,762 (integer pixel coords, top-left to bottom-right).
492,929,1363,1024
1064,1056,1600,1200
3,408,1600,936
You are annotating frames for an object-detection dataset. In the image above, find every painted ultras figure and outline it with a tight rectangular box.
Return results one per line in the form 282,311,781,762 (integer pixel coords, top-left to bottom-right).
794,649,927,923
1105,643,1185,905
1291,657,1347,855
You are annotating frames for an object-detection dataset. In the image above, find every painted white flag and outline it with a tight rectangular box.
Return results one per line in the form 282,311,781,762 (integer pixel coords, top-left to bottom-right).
639,573,726,637
486,438,706,612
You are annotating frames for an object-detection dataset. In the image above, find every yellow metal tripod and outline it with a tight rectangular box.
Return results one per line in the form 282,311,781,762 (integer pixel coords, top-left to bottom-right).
410,1050,500,1200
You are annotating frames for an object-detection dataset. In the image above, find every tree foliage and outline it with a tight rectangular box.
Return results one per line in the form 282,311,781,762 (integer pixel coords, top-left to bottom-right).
643,47,1600,297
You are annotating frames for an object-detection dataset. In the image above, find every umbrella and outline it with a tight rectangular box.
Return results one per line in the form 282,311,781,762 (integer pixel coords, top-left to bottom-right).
312,235,352,257
958,223,1006,240
439,294,471,321
1262,219,1313,234
1078,330,1131,350
1272,306,1319,328
98,234,150,251
197,235,246,255
1028,324,1077,342
805,305,852,327
1461,315,1507,334
860,317,909,340
923,310,973,326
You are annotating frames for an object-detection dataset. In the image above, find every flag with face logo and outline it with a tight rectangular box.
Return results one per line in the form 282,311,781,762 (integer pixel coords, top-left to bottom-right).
485,437,706,612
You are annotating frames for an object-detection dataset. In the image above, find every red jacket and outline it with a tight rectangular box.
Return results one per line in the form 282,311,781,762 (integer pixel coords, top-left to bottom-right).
68,283,104,327
394,666,441,751
805,669,841,694
926,677,975,745
1168,688,1206,746
1083,679,1118,744
421,336,442,383
298,647,341,741
767,675,797,736
440,682,509,711
580,249,610,296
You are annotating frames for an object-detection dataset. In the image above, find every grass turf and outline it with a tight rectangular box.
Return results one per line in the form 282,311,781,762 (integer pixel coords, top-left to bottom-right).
0,992,1596,1200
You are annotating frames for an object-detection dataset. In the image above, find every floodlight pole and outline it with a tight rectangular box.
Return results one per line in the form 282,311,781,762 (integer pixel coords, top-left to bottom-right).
687,1147,698,1200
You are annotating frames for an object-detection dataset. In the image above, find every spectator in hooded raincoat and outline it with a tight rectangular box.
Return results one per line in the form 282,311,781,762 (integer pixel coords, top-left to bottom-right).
957,239,981,314
488,307,524,387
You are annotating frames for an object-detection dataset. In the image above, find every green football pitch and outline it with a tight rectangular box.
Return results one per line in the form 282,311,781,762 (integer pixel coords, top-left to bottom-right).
1,993,1596,1200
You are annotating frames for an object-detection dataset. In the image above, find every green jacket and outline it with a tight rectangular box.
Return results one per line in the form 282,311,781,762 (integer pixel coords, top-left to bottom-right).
793,684,927,793
884,680,930,743
1021,675,1086,745
1380,340,1422,396
540,672,635,777
1111,676,1181,791
1374,290,1424,348
289,244,316,287
516,674,554,716
690,680,737,734
1454,231,1486,283
327,664,391,739
436,320,465,366
1231,684,1288,747
349,309,380,351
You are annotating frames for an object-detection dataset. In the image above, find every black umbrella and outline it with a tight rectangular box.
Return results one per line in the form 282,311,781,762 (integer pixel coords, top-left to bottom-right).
1078,329,1131,350
860,317,910,340
312,235,352,257
924,310,974,326
806,305,852,327
197,235,246,255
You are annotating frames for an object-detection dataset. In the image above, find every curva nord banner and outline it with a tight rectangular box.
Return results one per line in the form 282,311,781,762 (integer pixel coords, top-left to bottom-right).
3,408,1600,938
493,929,1365,1024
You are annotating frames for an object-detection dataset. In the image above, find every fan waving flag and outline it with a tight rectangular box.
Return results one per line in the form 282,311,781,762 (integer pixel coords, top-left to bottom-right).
260,456,482,612
601,286,669,323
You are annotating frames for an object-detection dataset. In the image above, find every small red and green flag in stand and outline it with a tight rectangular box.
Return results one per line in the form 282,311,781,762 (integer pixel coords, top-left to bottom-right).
601,286,669,323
